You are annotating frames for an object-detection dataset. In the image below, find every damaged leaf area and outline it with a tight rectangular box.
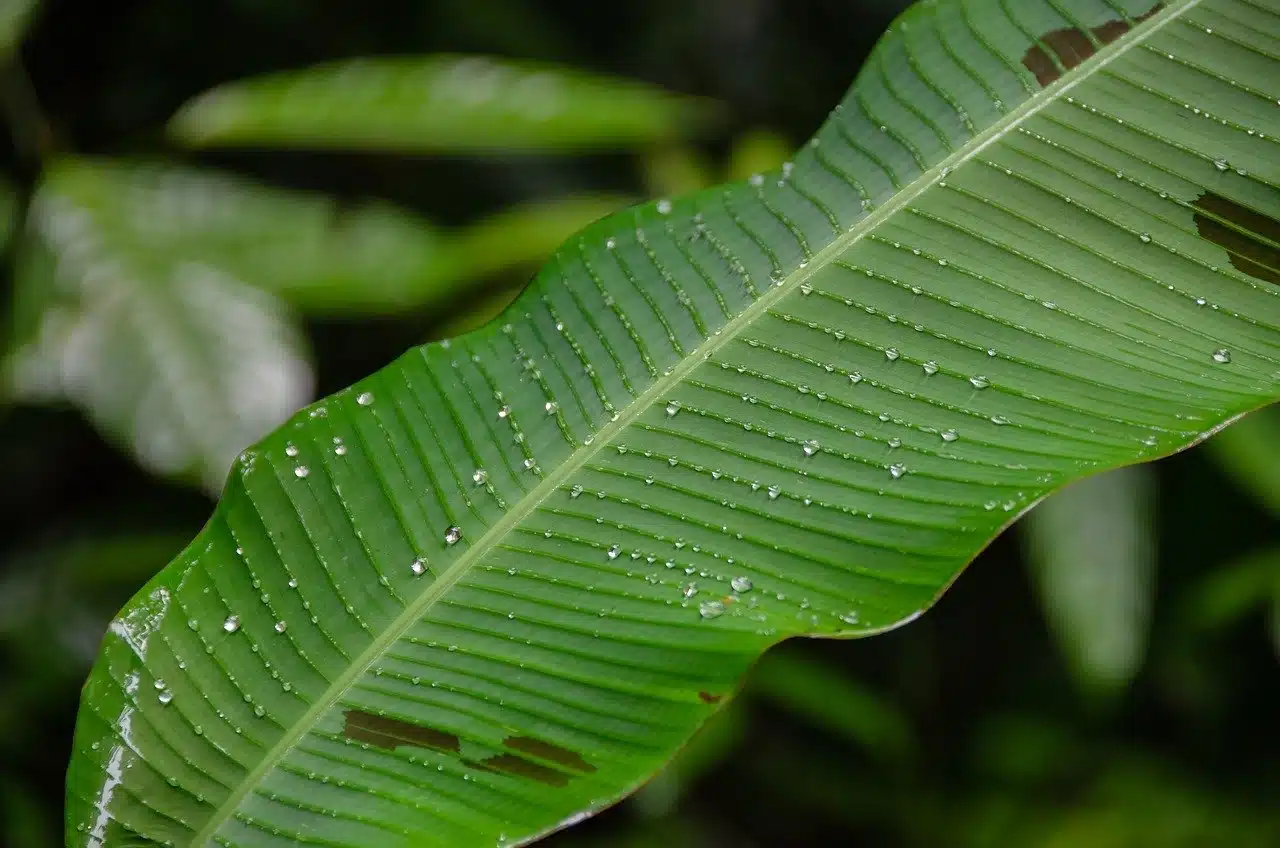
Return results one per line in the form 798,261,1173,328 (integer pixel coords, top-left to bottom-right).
66,1,1279,846
1194,194,1280,287
1023,2,1165,85
343,711,597,788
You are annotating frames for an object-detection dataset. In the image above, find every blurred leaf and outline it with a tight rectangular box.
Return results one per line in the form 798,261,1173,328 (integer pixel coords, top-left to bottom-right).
723,129,792,182
970,714,1080,783
450,194,631,283
632,703,745,819
0,0,38,56
1023,466,1158,696
1,779,56,848
1270,594,1280,661
3,158,314,491
1204,405,1280,517
169,56,720,153
642,145,715,198
0,174,16,250
1180,547,1280,633
749,648,914,762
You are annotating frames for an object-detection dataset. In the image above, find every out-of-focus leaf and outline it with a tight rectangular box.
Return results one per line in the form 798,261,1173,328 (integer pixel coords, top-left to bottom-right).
169,56,720,153
1023,466,1157,696
1269,594,1280,661
0,0,39,56
0,161,626,316
633,704,745,819
642,145,715,198
749,648,914,762
2,159,314,491
1181,547,1280,633
970,714,1079,783
1,779,56,848
1204,405,1280,517
449,194,631,283
723,129,792,183
0,175,17,251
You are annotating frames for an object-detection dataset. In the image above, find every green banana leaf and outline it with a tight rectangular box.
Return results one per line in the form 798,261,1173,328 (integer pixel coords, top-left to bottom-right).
67,1,1279,846
168,56,720,154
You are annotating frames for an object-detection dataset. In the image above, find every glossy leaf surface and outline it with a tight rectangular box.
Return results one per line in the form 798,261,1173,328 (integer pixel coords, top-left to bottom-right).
69,1,1279,846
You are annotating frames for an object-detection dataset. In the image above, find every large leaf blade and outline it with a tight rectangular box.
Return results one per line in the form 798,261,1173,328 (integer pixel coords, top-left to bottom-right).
68,2,1280,846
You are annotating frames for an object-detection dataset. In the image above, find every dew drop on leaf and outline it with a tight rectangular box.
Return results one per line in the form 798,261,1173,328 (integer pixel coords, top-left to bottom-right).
767,485,781,500
665,401,681,417
1139,232,1152,244
607,545,621,560
444,526,462,546
802,440,821,457
922,361,938,375
223,615,240,633
294,466,310,479
472,469,488,485
357,392,374,406
731,576,753,593
699,600,726,619
885,348,900,361
1212,349,1232,364
157,690,174,705
970,375,990,389
410,558,427,576
889,463,907,479
941,429,959,442
274,621,287,633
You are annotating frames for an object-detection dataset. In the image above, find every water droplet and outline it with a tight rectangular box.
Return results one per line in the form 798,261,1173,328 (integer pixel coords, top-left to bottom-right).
294,465,310,479
940,429,959,442
154,678,166,690
665,401,681,418
223,615,240,633
285,444,299,457
497,405,511,419
472,469,488,485
885,348,900,361
158,690,174,705
699,600,726,619
800,283,813,296
605,237,617,250
767,485,781,500
1213,158,1228,171
287,578,298,588
657,199,673,215
1139,232,1152,244
444,526,462,546
938,258,948,267
922,361,938,375
1212,349,1231,364
544,401,559,414
802,440,821,457
570,484,584,498
849,372,863,385
682,582,698,599
1195,297,1207,307
991,415,1010,426
607,545,621,560
357,392,374,406
731,576,753,593
887,437,902,449
888,463,906,479
410,558,427,576
253,705,266,718
274,621,287,633
969,376,990,389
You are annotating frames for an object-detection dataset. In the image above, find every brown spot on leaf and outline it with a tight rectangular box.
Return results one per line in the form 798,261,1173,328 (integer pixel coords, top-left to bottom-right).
504,735,597,773
1023,3,1165,86
1194,193,1280,286
467,754,571,787
698,691,723,704
342,710,460,753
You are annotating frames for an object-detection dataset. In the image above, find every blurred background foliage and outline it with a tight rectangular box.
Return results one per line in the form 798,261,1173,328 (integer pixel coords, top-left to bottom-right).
0,1,1275,845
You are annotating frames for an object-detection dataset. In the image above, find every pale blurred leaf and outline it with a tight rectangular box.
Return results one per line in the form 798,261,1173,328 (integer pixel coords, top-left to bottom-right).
0,0,39,55
642,145,715,198
1023,466,1158,695
169,56,720,153
1204,405,1280,517
3,159,314,491
723,128,792,183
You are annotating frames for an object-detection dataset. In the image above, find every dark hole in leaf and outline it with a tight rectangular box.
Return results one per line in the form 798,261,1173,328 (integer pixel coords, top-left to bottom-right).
1194,193,1280,286
504,735,598,773
342,709,461,753
466,754,571,787
698,691,723,704
1023,3,1164,85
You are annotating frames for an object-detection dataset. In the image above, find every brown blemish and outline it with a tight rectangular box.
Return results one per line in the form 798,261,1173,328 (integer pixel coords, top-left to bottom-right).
503,735,598,773
1194,193,1280,286
1023,3,1165,86
342,709,461,753
466,754,571,787
698,691,723,704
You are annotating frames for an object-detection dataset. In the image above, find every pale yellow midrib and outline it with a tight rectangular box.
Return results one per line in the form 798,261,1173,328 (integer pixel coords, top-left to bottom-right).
191,4,1194,841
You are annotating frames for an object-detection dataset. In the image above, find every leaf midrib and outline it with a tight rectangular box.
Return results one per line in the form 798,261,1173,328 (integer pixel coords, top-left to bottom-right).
192,3,1194,840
